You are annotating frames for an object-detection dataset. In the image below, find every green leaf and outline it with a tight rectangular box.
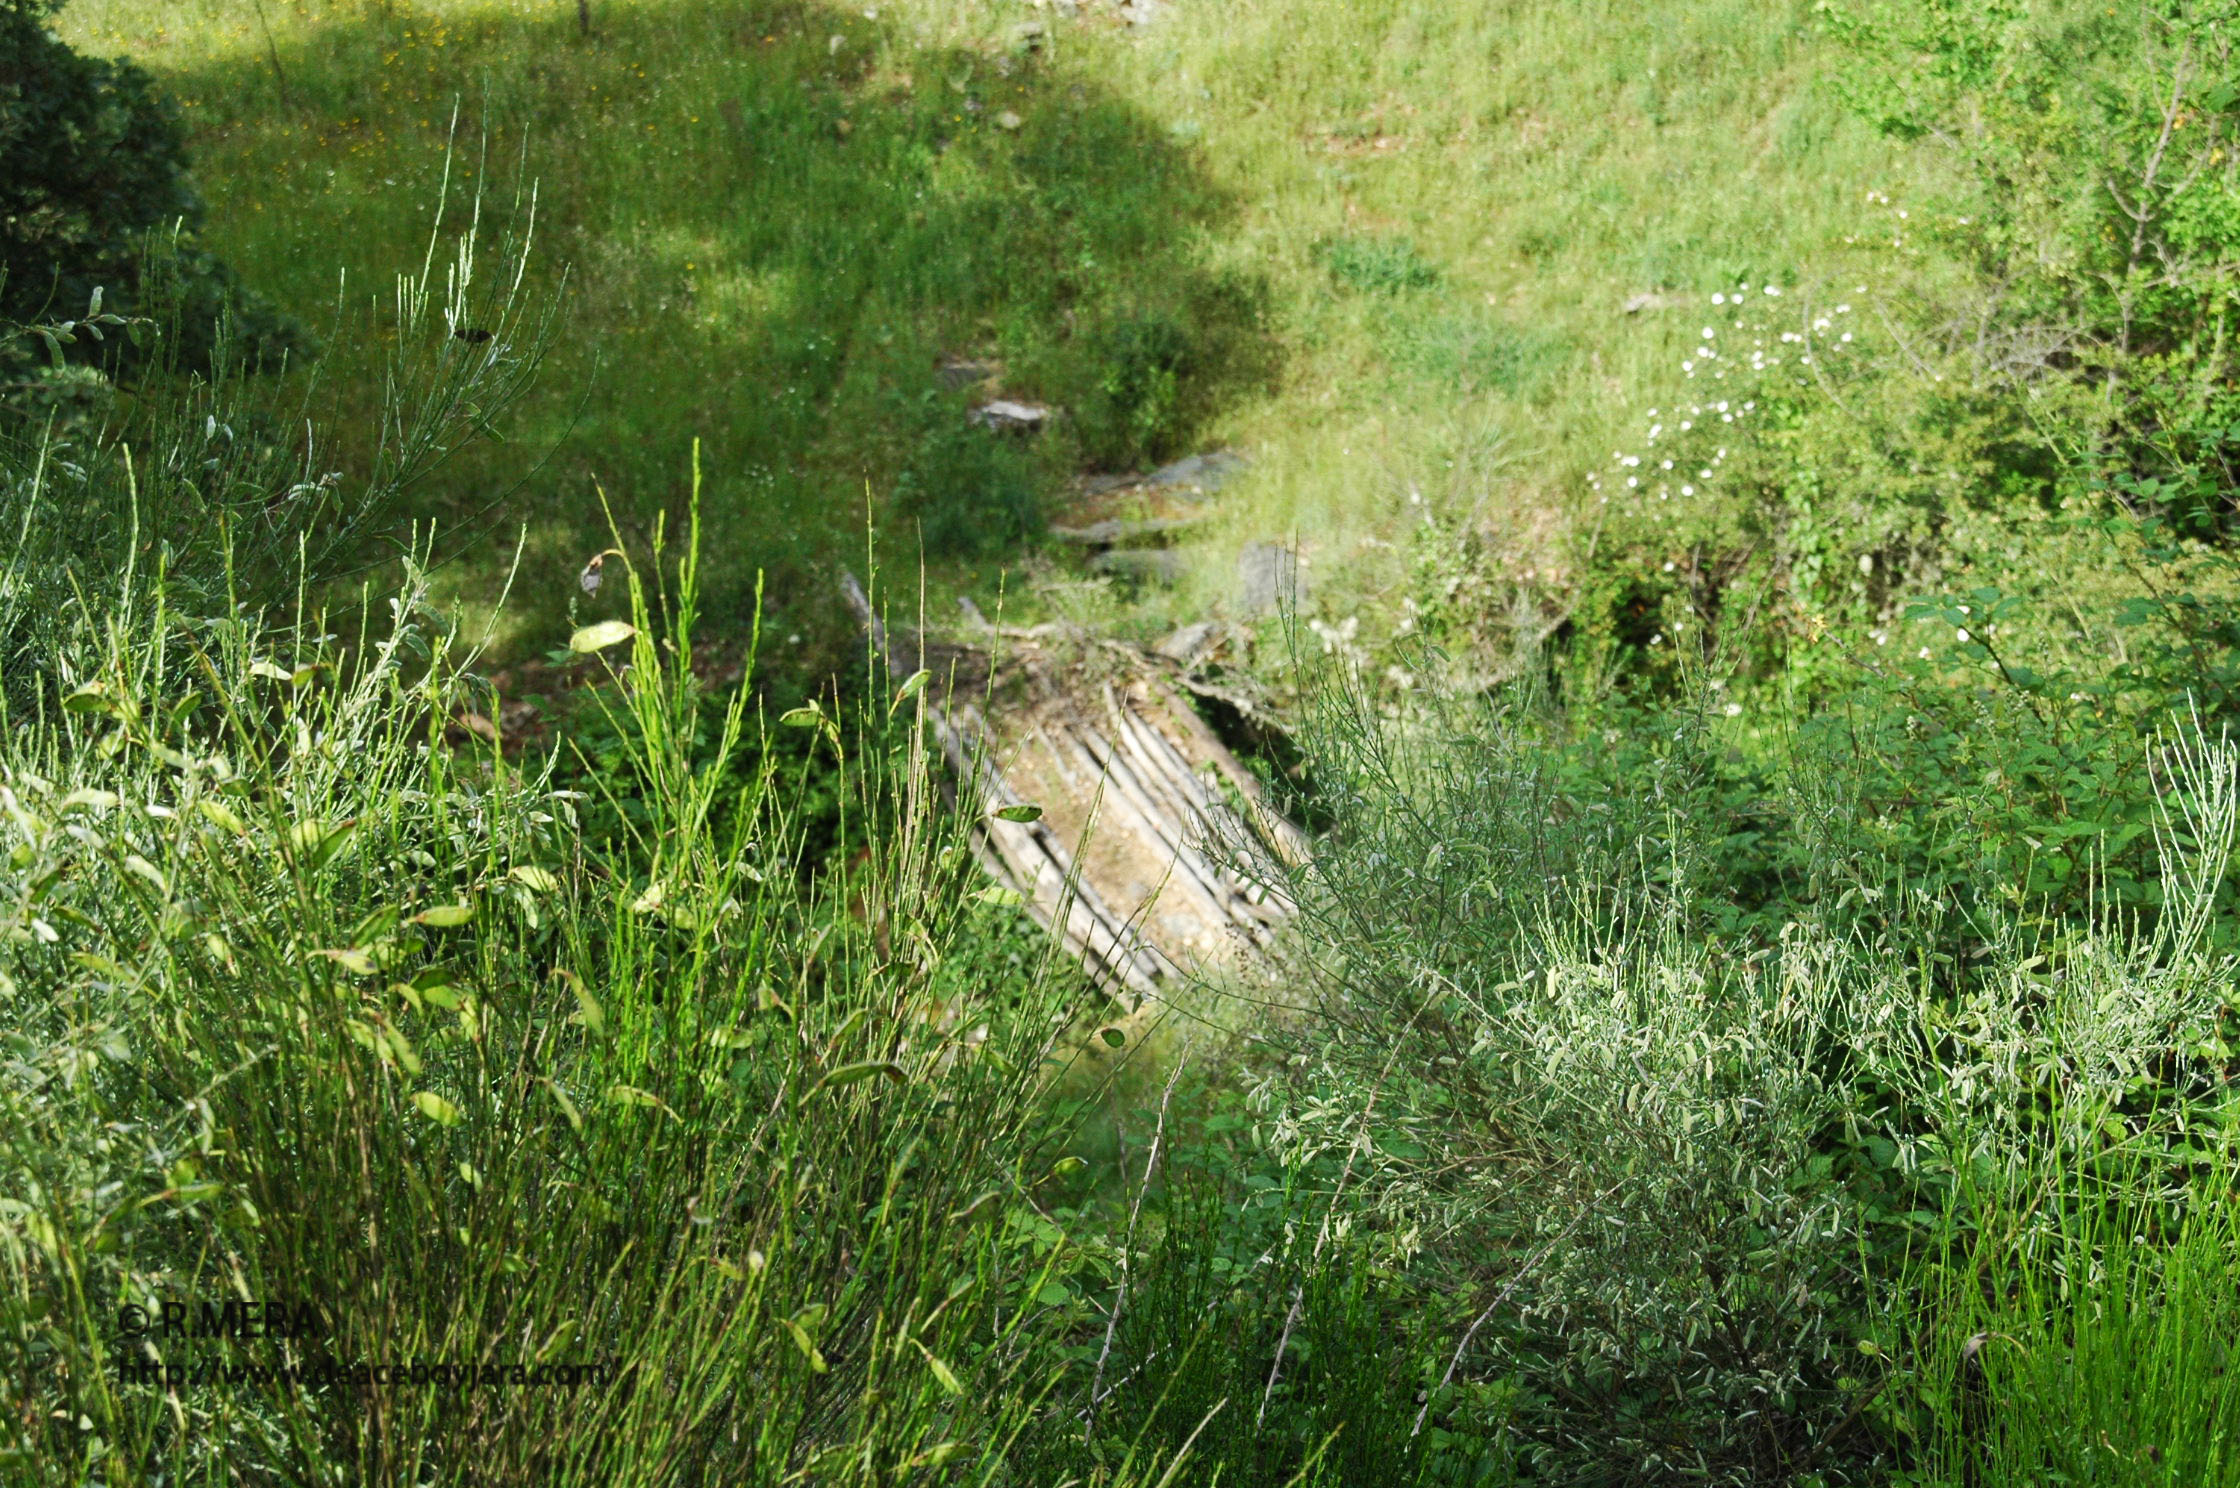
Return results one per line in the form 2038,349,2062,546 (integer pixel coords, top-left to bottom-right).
993,803,1043,823
818,1060,906,1092
312,947,381,977
913,1340,964,1396
890,668,932,713
1099,1028,1126,1048
289,820,359,871
608,1084,672,1117
779,704,824,728
906,1443,967,1472
542,1079,583,1133
946,1190,1001,1222
568,620,637,653
61,685,117,716
971,884,1025,907
197,799,247,835
412,903,475,928
509,865,560,893
572,982,605,1036
413,1091,463,1126
780,1315,829,1373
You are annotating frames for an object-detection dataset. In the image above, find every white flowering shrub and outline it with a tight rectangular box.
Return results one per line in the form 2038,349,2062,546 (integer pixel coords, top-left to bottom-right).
1269,647,2240,1483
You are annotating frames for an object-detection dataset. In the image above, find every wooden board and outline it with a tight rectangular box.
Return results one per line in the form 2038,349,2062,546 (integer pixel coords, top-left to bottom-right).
842,574,1303,1004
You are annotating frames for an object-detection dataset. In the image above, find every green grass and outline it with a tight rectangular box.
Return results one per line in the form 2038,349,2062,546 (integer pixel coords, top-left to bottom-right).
0,471,1137,1482
57,0,1928,658
57,0,1266,660
25,2,2240,1483
1894,1176,2240,1486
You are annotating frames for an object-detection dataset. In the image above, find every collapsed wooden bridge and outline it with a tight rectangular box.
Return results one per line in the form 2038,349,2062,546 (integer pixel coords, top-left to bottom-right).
843,575,1306,1003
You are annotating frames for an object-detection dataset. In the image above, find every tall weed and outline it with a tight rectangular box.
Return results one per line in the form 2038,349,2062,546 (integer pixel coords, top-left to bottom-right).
0,483,1120,1483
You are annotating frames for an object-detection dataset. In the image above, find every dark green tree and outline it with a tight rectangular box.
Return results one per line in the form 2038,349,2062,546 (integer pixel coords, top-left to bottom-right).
0,0,308,377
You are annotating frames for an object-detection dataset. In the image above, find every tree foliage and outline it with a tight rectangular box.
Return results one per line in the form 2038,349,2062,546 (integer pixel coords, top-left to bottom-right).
0,0,307,381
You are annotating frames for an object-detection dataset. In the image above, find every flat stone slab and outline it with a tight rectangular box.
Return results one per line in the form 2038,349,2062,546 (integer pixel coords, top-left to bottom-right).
1090,548,1186,583
970,399,1050,432
1082,449,1247,500
938,355,1001,390
1235,541,1301,616
1155,620,1220,665
1050,514,1207,547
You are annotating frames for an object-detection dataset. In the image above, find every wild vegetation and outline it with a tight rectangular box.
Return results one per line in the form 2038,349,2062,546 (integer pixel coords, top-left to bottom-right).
7,0,2240,1484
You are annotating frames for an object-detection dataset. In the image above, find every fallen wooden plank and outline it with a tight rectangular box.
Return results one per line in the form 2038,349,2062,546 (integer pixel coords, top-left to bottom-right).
840,572,1303,1004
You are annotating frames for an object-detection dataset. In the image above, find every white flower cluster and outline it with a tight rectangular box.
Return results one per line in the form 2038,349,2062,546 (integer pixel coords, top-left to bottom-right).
1584,284,1869,507
1849,189,1924,251
1308,613,1368,666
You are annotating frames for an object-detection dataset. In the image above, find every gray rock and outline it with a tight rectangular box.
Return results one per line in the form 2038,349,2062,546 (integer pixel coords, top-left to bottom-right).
1050,514,1205,546
1154,620,1219,665
938,355,999,391
1235,542,1301,616
1623,291,1684,315
1090,548,1184,584
969,399,1050,433
1119,0,1171,23
1080,449,1247,500
1144,449,1245,495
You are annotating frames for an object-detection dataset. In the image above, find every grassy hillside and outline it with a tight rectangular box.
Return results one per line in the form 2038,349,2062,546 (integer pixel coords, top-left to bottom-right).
17,1,2240,1483
58,0,1925,658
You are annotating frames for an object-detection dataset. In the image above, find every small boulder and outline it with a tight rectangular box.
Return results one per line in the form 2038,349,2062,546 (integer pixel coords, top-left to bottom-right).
937,354,1000,391
1155,620,1219,665
970,399,1050,433
1091,548,1184,584
1235,542,1301,616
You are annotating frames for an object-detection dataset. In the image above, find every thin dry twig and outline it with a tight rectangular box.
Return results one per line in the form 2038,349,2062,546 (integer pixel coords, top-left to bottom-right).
1087,1054,1189,1439
1255,1020,1423,1426
1410,1209,1589,1438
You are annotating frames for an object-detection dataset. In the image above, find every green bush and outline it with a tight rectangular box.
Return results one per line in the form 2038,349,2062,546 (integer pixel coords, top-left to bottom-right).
1075,310,1196,471
0,0,307,380
0,507,1121,1484
1012,1069,1513,1487
1254,650,2240,1484
895,414,1043,559
1819,0,2240,539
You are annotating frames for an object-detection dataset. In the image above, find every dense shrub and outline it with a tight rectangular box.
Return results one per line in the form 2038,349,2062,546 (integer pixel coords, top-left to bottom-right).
1249,652,2240,1484
0,502,1117,1486
0,0,306,381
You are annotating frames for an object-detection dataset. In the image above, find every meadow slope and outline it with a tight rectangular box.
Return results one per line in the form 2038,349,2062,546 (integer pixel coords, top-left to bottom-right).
61,0,1929,663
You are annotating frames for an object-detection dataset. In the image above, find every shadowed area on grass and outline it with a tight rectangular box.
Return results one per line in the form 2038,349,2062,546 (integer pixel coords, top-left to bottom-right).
114,0,1272,666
